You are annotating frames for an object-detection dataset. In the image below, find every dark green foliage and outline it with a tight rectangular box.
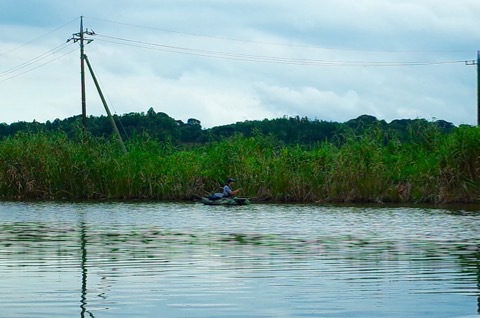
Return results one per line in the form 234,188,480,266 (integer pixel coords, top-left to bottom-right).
0,108,456,147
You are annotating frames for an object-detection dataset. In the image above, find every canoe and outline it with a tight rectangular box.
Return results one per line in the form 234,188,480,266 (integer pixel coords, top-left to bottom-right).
201,197,251,206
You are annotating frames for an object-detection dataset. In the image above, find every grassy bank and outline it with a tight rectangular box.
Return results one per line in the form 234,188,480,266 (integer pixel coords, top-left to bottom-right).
0,126,479,203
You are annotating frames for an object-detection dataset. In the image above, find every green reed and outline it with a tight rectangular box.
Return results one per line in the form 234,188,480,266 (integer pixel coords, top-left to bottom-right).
0,126,479,203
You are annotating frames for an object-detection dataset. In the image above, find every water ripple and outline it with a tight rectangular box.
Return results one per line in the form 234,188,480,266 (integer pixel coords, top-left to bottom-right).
0,202,479,317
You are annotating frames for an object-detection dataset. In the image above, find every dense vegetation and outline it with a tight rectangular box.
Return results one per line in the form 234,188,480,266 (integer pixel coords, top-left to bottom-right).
0,107,456,145
0,109,478,204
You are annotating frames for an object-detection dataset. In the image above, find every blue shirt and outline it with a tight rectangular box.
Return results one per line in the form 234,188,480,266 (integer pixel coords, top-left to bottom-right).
223,185,233,197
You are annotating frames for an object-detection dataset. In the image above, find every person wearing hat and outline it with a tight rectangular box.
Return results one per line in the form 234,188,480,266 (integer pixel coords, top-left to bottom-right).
223,178,240,198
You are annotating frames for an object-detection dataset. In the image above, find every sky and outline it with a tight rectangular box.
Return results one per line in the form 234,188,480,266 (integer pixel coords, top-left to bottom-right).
1,0,479,128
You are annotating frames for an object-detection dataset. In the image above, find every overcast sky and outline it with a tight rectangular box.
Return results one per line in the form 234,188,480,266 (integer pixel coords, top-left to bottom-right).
1,0,479,128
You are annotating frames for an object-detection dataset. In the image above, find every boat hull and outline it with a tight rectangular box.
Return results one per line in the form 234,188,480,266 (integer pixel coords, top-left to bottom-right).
201,197,251,206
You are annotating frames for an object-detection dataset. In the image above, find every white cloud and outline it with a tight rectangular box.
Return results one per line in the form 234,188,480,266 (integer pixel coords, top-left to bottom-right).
255,83,360,121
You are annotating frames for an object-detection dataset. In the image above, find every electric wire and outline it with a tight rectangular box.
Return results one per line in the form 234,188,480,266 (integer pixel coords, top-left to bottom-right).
0,18,80,84
0,42,75,78
94,33,467,67
0,15,472,86
0,17,80,57
0,46,78,84
85,16,472,54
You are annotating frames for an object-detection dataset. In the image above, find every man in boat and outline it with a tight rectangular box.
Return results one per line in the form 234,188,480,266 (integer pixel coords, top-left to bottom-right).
223,178,240,198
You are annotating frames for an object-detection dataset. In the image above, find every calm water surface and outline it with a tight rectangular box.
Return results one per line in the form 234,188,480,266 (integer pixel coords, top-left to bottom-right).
0,202,479,317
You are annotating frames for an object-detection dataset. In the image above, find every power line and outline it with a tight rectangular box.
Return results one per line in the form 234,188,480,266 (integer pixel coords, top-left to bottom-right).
0,17,80,58
0,15,468,86
94,33,467,67
0,18,80,83
85,16,472,54
0,46,77,84
0,42,75,78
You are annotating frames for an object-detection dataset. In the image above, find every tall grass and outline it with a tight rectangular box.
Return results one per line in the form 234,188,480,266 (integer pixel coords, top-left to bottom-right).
0,126,479,203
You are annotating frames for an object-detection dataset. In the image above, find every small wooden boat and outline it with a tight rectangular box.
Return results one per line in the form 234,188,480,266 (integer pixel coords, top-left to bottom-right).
201,197,251,206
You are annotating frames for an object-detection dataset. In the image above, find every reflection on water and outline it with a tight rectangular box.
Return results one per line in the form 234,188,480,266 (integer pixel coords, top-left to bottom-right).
80,220,92,318
0,202,479,317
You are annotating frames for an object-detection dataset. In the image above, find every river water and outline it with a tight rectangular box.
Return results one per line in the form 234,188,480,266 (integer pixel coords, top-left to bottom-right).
0,202,479,318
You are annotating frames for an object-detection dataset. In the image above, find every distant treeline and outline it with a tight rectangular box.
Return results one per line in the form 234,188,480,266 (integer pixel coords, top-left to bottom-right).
0,107,457,146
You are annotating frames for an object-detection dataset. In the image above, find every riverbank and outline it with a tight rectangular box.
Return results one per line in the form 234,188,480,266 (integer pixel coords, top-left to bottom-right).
0,126,479,204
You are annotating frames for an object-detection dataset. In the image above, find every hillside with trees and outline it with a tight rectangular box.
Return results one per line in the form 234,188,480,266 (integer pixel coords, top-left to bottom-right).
0,107,457,146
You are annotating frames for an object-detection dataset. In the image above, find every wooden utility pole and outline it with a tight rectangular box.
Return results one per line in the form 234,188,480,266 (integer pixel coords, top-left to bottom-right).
84,55,128,154
476,51,480,126
466,50,480,126
68,16,94,130
68,16,127,153
80,16,87,130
